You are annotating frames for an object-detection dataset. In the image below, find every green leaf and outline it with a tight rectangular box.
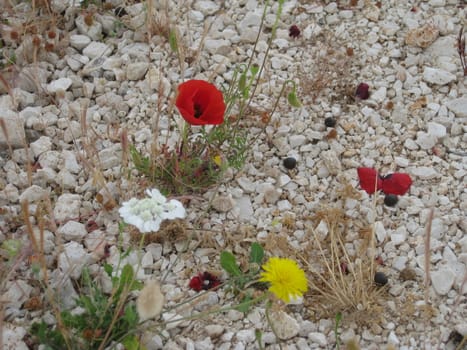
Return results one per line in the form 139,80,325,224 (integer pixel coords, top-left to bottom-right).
287,91,301,107
236,294,252,313
249,243,264,265
123,305,138,327
103,263,113,277
220,251,242,277
122,335,146,350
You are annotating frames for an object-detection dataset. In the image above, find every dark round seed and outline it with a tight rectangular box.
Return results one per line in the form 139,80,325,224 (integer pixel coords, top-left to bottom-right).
374,271,388,286
384,194,399,207
324,117,337,128
283,157,297,170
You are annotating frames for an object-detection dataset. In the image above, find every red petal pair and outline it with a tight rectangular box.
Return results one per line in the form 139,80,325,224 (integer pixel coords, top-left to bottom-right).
357,167,412,196
189,272,221,292
175,80,226,126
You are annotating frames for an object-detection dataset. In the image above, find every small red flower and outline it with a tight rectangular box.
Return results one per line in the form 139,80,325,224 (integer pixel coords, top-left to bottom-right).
189,272,221,292
175,80,226,125
357,167,412,196
355,82,370,100
289,25,301,39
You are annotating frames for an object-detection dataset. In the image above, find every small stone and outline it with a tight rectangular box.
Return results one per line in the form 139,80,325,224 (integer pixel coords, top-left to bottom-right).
83,42,113,59
54,193,81,222
263,185,281,204
236,329,255,343
126,62,149,81
58,241,89,279
371,86,387,103
277,199,292,211
427,122,446,138
422,67,456,85
416,131,438,149
30,136,52,157
19,185,47,203
445,97,467,117
270,311,300,340
308,332,327,346
289,134,307,148
69,34,91,51
193,0,219,15
320,150,341,175
431,267,455,295
409,166,438,179
47,78,72,94
0,109,26,149
237,177,256,193
363,4,380,21
235,196,254,222
384,194,398,207
374,271,388,286
405,24,439,48
375,221,386,242
205,325,224,338
212,195,235,212
57,221,87,241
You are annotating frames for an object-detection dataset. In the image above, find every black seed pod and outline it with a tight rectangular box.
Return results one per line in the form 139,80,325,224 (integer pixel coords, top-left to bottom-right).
384,194,398,207
283,157,297,170
374,271,388,286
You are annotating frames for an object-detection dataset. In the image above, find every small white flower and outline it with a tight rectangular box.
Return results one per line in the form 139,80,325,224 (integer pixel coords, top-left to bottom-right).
137,280,164,322
119,189,186,233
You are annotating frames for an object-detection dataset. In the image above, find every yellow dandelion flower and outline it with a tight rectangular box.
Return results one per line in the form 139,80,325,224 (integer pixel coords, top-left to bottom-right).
259,257,308,303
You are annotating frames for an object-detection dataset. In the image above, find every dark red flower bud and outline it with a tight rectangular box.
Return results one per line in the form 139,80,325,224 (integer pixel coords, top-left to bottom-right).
356,83,370,100
289,25,301,39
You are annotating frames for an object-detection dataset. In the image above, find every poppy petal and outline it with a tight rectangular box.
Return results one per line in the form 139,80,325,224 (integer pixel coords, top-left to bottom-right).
381,173,412,195
357,167,382,194
175,80,225,125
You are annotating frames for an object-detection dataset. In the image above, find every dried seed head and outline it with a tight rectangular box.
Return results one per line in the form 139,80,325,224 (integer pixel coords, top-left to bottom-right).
10,30,19,41
45,42,54,52
47,31,56,39
32,35,41,47
84,13,94,26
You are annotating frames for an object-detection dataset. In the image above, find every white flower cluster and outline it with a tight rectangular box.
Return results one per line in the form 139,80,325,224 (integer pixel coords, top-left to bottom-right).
119,189,186,233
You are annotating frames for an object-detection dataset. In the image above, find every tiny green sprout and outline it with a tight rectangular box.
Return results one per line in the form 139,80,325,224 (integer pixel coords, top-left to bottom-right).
287,91,301,107
1,239,22,259
238,71,247,92
169,28,178,52
250,64,259,76
335,312,343,349
284,80,301,107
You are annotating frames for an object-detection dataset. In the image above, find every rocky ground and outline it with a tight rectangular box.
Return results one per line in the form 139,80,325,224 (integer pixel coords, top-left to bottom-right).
0,0,466,349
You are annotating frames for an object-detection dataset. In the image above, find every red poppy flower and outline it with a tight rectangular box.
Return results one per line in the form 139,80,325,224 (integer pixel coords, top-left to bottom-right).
175,80,226,125
357,167,412,195
189,272,221,292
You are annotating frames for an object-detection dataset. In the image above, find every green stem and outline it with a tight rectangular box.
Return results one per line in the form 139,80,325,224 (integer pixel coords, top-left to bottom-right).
164,292,269,325
265,300,283,350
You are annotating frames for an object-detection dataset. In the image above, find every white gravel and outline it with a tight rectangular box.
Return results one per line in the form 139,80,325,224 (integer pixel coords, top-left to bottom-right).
0,0,466,349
